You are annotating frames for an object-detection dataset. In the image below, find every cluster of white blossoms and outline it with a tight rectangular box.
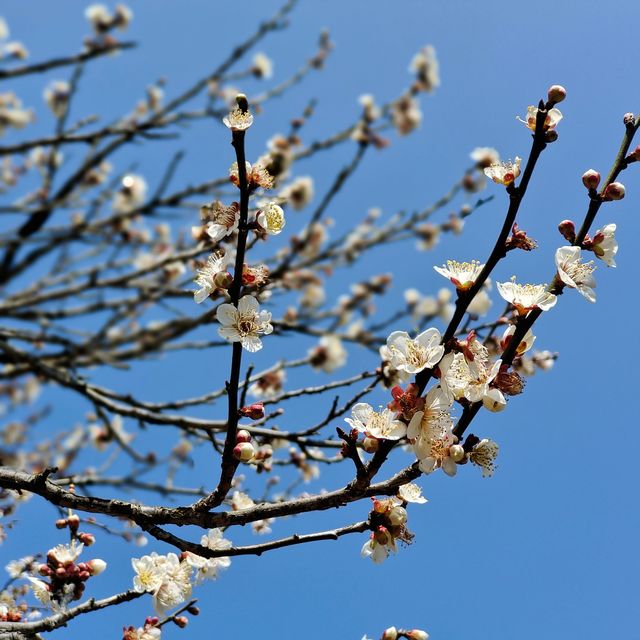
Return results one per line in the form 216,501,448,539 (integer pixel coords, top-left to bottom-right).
85,4,133,35
132,529,231,614
0,92,33,137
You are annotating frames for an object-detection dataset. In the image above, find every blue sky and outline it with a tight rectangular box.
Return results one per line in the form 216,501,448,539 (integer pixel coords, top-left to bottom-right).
1,1,639,639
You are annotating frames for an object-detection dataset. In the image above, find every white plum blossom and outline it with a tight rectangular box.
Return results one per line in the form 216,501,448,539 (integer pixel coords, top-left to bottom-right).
279,176,314,210
484,157,521,185
409,45,440,92
555,246,597,303
132,552,193,615
48,541,84,565
27,577,52,608
257,202,286,235
406,387,456,475
467,279,493,316
345,403,407,441
361,533,397,564
200,201,240,242
469,438,500,477
385,328,444,375
592,223,618,267
497,278,557,315
185,528,231,585
43,80,71,118
434,259,485,291
252,52,273,79
223,107,253,131
113,174,147,214
216,295,273,352
193,251,228,304
470,146,500,168
309,335,347,372
517,105,563,131
500,324,536,356
397,483,428,504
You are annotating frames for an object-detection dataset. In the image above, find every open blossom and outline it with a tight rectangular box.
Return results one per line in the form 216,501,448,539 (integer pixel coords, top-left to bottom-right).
309,335,347,372
0,92,33,136
391,93,422,135
397,483,428,504
193,251,228,304
345,403,407,440
200,201,240,242
252,52,273,78
406,387,455,474
43,81,71,118
48,541,83,565
409,45,440,93
497,278,557,314
467,279,493,316
555,246,597,303
279,176,314,210
470,146,500,168
132,552,193,615
591,223,617,267
484,157,521,185
518,105,563,131
361,531,397,564
249,369,285,399
434,259,484,291
113,174,147,214
229,161,273,189
217,295,273,352
469,438,499,477
385,328,444,375
185,528,231,585
500,325,536,356
257,202,286,235
223,107,253,131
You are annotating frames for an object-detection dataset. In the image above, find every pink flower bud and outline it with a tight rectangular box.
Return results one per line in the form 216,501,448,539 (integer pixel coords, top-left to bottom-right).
78,533,95,546
233,442,255,462
145,617,160,627
239,402,265,420
558,219,576,243
67,514,80,532
55,519,68,529
374,526,391,545
581,169,600,190
55,567,67,578
87,559,107,576
603,182,625,200
235,429,252,443
78,570,91,581
547,84,566,104
187,605,200,615
38,564,51,576
173,616,189,628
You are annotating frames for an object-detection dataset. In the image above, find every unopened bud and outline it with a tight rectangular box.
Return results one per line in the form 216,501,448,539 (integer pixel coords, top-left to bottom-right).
173,616,189,628
78,570,91,581
55,518,68,529
233,442,255,462
545,130,558,143
581,169,601,190
382,627,398,640
235,429,252,443
145,617,160,627
449,444,466,462
386,506,408,527
239,402,264,420
235,94,249,113
362,436,379,453
187,605,200,616
547,85,566,104
603,182,625,200
558,219,576,243
482,388,507,412
406,630,429,640
87,559,107,576
67,514,80,532
213,270,233,289
78,532,95,546
623,112,635,125
38,564,51,576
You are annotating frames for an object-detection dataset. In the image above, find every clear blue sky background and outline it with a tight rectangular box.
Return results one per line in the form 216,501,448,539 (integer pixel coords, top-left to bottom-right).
1,1,639,639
